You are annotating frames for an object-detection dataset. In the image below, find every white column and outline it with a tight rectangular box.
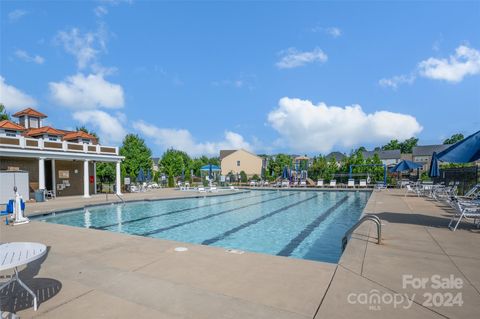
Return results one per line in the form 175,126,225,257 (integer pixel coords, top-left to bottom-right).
51,159,56,196
38,157,46,190
93,162,97,194
116,161,122,195
83,159,90,198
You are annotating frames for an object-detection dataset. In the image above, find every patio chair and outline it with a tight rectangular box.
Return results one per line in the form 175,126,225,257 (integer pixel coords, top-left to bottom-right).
448,199,480,231
317,179,324,187
45,190,56,199
404,184,419,197
1,200,15,225
329,180,337,188
300,181,307,187
198,187,206,193
359,179,367,188
347,179,355,188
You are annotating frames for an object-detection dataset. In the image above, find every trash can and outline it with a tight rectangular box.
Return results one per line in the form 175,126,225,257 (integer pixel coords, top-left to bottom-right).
34,189,45,202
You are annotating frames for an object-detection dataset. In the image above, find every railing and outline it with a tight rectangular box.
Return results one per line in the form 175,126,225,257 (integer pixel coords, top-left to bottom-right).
0,135,119,155
342,215,382,251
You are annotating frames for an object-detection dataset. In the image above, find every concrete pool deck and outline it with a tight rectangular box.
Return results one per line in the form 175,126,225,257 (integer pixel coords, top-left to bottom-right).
1,189,479,318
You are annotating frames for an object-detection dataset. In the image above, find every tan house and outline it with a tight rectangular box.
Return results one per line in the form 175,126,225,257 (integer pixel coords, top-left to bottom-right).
0,107,124,202
220,149,262,177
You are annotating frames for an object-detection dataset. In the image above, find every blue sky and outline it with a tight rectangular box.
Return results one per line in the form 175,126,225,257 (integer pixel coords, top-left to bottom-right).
1,0,479,157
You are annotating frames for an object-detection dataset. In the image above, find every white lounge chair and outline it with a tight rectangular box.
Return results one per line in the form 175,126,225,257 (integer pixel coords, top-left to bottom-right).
317,180,324,187
347,179,355,188
281,181,289,188
359,179,367,188
448,200,480,231
329,180,337,188
198,187,206,193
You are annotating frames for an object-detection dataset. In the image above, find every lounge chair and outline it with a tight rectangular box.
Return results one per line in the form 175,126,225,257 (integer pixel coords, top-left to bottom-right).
347,179,355,188
329,180,337,188
281,181,289,188
300,181,307,187
359,179,367,188
198,187,206,193
448,199,480,231
317,180,324,187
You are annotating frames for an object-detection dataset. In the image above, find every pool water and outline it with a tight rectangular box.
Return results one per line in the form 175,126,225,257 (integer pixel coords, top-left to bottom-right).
36,190,370,263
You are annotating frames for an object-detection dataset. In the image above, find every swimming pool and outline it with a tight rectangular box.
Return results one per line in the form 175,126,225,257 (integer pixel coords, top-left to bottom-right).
36,190,371,263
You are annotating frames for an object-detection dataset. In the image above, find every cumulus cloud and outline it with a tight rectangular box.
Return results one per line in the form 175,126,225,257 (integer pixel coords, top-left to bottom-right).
133,121,253,156
0,76,37,111
378,74,415,89
267,97,422,153
55,26,108,70
8,9,27,22
94,6,108,17
418,45,480,82
15,50,45,64
276,47,328,69
312,26,342,38
49,73,124,109
73,110,126,144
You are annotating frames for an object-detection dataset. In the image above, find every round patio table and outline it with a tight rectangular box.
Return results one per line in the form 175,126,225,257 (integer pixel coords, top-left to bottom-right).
0,242,47,311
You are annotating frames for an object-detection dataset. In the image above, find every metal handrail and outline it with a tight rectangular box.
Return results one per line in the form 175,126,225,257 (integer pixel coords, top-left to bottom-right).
342,215,382,251
115,193,125,204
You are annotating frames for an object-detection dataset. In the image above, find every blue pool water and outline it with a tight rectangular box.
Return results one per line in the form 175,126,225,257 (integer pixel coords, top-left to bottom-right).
35,190,370,263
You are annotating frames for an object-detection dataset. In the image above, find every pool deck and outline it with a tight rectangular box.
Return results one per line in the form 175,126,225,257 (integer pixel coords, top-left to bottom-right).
1,188,479,318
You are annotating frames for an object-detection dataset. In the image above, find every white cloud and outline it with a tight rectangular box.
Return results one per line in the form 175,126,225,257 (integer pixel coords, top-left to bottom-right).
0,76,37,111
49,73,124,109
276,47,327,69
418,45,480,82
55,26,108,70
379,74,415,89
267,97,422,153
311,26,342,38
8,9,27,22
73,110,126,144
94,6,108,17
133,121,253,156
15,50,45,64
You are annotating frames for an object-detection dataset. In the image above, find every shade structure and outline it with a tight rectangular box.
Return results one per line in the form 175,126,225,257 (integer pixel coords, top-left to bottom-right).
429,152,440,177
199,165,221,171
136,168,145,182
389,160,423,173
428,130,480,177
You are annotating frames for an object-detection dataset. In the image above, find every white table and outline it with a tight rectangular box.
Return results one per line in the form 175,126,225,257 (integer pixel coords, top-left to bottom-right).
0,242,47,311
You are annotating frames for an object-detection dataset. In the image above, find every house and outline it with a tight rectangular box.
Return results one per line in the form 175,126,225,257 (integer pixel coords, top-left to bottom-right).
0,107,124,202
151,157,160,172
362,149,401,166
325,151,346,164
412,144,452,172
220,149,263,177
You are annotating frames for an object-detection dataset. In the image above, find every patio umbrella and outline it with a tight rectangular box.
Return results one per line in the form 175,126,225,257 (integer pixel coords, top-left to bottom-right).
389,160,422,173
428,152,440,178
429,130,480,177
136,168,145,183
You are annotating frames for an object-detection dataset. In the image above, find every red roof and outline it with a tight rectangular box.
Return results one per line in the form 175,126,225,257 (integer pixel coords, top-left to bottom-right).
0,120,27,131
63,130,97,143
13,108,48,118
25,126,65,137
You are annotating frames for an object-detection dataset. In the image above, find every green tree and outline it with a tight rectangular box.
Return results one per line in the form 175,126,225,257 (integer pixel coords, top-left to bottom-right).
382,139,401,151
443,133,464,145
0,104,9,121
400,137,418,154
119,134,152,181
252,174,259,181
96,162,115,185
240,171,247,183
160,149,189,187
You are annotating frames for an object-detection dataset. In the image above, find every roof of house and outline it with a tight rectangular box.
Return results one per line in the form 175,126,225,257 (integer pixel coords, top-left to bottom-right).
0,120,27,131
63,130,97,142
220,149,261,161
25,126,66,137
362,149,401,159
219,150,237,160
412,144,451,156
325,151,346,161
151,157,160,164
13,108,48,118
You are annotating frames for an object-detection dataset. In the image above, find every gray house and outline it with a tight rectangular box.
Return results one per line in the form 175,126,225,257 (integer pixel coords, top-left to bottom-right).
412,144,452,172
362,149,401,166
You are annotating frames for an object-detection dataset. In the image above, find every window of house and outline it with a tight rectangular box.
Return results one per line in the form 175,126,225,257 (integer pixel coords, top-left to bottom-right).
81,139,91,144
48,135,58,141
237,160,240,166
5,130,17,137
29,118,39,128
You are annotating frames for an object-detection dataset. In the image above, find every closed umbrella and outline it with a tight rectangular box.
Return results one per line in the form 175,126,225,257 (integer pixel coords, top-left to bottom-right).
428,152,440,178
136,168,145,183
208,164,213,180
145,169,152,182
181,168,185,182
282,166,289,179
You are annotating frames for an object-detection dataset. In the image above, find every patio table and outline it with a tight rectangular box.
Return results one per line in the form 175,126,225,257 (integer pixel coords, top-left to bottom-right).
0,242,47,311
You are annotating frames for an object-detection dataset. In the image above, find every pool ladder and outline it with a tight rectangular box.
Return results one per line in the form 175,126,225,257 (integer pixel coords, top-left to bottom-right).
342,215,382,251
115,193,125,205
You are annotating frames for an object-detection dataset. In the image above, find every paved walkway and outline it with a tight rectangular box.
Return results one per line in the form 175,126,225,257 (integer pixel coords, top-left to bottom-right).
0,189,479,318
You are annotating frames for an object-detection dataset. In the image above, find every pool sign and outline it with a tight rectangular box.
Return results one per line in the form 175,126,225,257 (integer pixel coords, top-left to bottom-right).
124,177,131,185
